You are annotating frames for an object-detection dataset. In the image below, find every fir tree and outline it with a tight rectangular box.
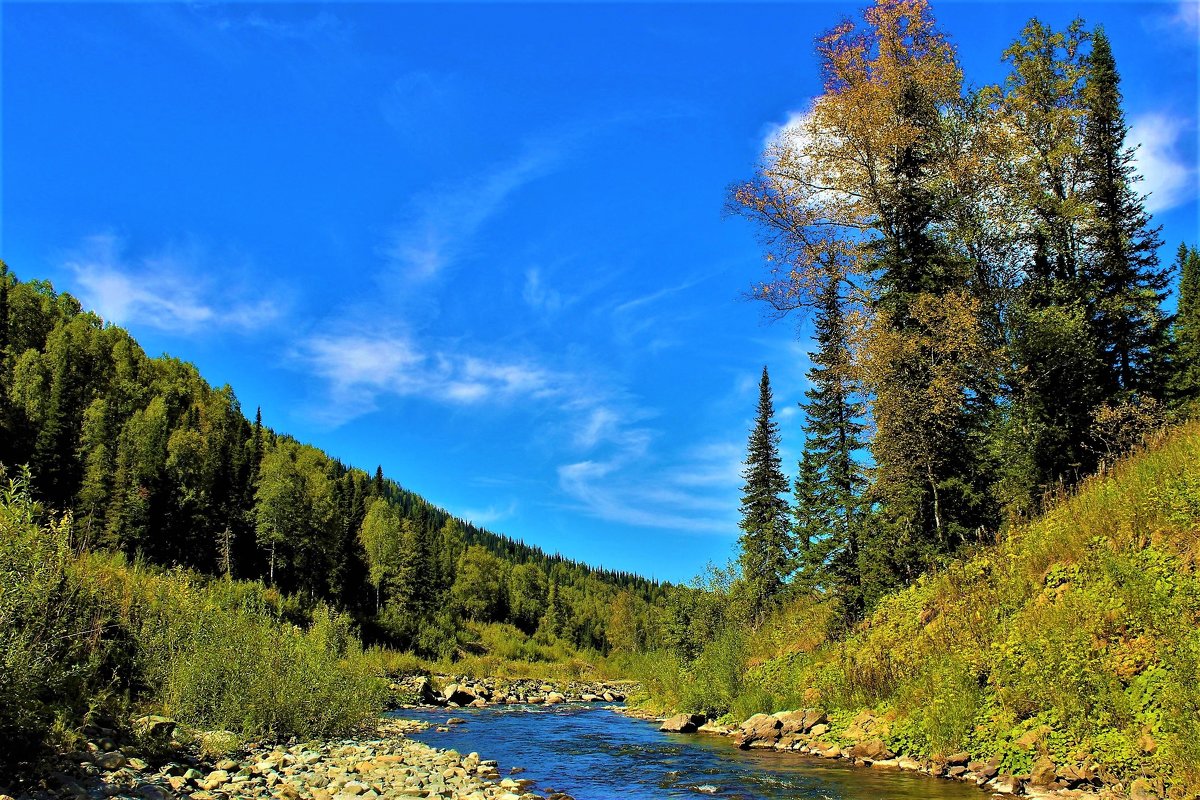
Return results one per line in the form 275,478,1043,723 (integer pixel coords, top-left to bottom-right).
1080,28,1168,398
737,366,791,619
1170,244,1200,405
792,450,832,589
795,276,868,615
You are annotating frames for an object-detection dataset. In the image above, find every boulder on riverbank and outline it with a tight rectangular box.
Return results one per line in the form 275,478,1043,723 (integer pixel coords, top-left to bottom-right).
732,708,828,749
660,714,706,733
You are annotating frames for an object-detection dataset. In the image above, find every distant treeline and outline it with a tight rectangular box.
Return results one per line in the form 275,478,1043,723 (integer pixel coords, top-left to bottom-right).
0,264,664,657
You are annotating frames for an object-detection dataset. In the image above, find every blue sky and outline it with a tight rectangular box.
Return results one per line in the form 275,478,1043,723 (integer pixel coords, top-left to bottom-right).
2,1,1197,582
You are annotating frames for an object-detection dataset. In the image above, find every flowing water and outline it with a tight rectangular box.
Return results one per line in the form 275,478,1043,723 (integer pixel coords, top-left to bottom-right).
394,704,984,800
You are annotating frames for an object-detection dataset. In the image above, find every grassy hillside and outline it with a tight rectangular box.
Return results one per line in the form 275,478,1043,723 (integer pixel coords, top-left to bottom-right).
641,421,1200,795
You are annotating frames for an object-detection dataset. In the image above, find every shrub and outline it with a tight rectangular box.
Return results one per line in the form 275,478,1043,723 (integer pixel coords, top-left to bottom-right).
0,470,387,768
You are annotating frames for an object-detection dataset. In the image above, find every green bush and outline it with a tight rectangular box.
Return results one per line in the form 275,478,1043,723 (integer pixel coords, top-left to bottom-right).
680,626,747,718
0,471,111,767
0,469,387,768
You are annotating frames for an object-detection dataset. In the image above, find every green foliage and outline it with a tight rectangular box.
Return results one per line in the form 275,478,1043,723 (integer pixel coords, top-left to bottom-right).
0,470,387,767
0,267,665,663
451,545,505,622
0,469,110,767
680,625,748,718
634,423,1200,795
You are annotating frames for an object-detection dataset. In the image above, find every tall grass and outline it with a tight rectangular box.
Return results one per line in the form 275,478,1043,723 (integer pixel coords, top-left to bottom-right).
631,422,1200,794
0,471,386,771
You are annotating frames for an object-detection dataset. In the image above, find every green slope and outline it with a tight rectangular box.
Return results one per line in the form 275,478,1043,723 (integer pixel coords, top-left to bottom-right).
742,422,1200,793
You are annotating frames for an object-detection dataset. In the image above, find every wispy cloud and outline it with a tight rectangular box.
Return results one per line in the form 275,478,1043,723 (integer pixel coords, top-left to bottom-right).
294,329,571,424
457,499,519,527
219,10,351,44
523,267,565,316
382,148,561,283
1164,0,1199,33
556,439,740,535
1130,113,1198,214
63,234,281,334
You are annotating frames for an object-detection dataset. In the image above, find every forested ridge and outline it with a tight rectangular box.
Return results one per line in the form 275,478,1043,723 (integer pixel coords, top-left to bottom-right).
0,262,663,658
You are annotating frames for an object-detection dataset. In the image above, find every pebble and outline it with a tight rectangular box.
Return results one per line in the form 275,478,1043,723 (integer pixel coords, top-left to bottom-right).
11,718,569,800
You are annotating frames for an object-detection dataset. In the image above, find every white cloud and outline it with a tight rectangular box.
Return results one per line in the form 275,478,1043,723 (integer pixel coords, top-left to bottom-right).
555,437,741,535
761,109,810,153
383,149,559,282
1130,113,1198,214
1172,0,1199,32
522,268,564,315
64,234,280,333
457,499,519,527
294,330,570,424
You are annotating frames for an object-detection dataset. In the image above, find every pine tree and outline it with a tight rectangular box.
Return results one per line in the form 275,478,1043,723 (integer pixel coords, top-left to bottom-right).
794,276,868,613
1080,27,1168,398
737,366,792,620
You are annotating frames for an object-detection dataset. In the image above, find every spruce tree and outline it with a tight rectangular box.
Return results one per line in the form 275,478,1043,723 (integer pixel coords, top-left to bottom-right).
1170,244,1200,405
794,276,868,615
1080,28,1168,398
737,366,791,620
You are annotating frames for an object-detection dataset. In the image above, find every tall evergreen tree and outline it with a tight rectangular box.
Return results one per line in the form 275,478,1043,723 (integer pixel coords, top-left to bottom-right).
737,366,791,619
1080,27,1168,398
794,275,868,614
1170,244,1200,405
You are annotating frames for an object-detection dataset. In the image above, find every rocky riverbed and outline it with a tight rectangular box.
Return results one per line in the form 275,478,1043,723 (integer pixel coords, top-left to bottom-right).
392,676,631,709
4,718,570,800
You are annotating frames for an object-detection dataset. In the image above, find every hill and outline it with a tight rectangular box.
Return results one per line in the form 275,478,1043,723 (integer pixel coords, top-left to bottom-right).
0,263,663,658
638,421,1200,797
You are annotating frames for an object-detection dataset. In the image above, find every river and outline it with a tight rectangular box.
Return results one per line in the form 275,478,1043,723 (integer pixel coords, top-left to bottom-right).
393,704,985,800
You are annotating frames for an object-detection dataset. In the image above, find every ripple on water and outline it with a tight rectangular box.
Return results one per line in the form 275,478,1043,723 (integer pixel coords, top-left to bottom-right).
393,705,987,800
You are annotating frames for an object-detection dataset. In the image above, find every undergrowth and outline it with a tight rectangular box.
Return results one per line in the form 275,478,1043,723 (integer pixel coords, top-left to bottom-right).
639,422,1200,795
0,470,386,773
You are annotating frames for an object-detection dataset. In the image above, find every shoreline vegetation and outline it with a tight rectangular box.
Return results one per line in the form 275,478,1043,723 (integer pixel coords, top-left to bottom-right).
4,417,1199,800
606,421,1200,800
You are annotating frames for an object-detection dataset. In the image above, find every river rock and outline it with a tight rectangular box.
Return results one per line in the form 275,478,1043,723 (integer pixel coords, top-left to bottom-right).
849,738,893,761
1030,756,1057,786
1129,778,1160,800
992,774,1025,795
545,692,566,704
443,683,478,706
660,713,705,733
735,713,782,749
93,751,126,771
813,743,842,759
133,714,177,741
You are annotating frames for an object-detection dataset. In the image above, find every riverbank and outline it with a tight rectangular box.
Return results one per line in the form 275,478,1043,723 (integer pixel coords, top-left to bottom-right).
641,707,1154,800
3,718,566,800
393,675,633,708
